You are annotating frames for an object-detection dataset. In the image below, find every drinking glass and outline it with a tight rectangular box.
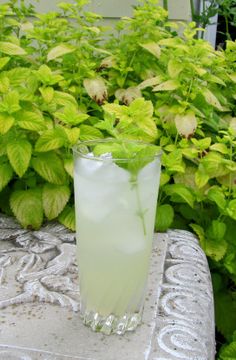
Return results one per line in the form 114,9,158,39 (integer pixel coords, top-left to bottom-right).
73,139,161,335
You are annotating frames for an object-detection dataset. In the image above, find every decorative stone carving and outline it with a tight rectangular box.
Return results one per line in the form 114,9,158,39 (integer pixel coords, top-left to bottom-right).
0,214,215,359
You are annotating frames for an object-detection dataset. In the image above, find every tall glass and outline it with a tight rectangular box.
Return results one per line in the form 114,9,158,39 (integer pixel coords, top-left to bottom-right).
73,139,161,335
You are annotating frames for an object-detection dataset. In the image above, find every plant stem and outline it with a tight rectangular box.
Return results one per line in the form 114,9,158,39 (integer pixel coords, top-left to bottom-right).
190,0,195,21
134,181,147,236
225,15,232,40
163,0,168,11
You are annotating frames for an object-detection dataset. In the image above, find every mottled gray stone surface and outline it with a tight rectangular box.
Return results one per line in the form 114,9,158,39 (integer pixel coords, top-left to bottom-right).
0,214,215,359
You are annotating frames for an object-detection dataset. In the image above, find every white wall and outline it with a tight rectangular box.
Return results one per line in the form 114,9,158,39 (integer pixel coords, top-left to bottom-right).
0,0,193,21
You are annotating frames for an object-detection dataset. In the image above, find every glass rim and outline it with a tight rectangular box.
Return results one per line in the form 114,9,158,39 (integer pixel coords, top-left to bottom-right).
73,138,162,162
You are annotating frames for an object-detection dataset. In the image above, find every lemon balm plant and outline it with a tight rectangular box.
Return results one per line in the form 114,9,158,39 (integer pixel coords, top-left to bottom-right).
0,0,109,230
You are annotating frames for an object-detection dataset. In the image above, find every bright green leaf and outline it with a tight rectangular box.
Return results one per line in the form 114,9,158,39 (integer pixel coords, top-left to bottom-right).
206,220,226,241
160,172,170,186
79,124,104,141
7,140,32,177
219,341,236,360
195,165,209,188
153,80,179,92
10,188,43,229
0,57,10,70
53,91,77,107
207,186,226,210
0,162,13,191
0,41,26,56
155,204,174,232
164,183,195,208
210,143,228,154
35,128,67,152
63,127,80,145
42,183,70,220
15,110,46,132
201,88,224,111
0,113,14,134
32,152,67,185
58,205,75,231
64,156,74,177
39,87,54,103
227,200,236,220
139,42,161,58
190,223,227,261
168,59,184,78
47,44,75,62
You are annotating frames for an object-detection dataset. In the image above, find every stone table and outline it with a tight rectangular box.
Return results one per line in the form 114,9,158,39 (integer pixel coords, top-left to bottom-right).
0,214,215,360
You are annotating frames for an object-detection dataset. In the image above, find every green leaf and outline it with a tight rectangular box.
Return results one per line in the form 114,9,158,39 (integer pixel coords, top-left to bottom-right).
153,80,179,92
7,140,32,177
0,113,14,134
47,44,75,62
55,105,89,126
168,59,184,78
195,165,209,188
201,88,224,111
79,125,104,141
219,341,236,360
139,42,161,58
35,128,67,152
227,200,236,220
0,162,13,191
160,172,170,186
10,188,43,229
201,152,229,178
63,127,80,145
36,65,63,85
155,204,174,232
210,143,228,154
0,91,21,114
32,152,67,185
39,87,54,103
215,292,236,341
15,110,46,132
53,91,78,107
190,223,205,245
64,156,74,177
128,145,160,176
207,186,226,210
206,220,226,241
42,183,70,220
162,150,185,173
192,137,211,150
0,41,26,56
164,184,195,208
190,223,227,261
0,75,10,93
0,57,10,70
58,205,75,231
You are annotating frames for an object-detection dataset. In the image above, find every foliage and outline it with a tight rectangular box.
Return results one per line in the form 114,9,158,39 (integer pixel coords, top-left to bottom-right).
0,0,236,355
191,0,236,41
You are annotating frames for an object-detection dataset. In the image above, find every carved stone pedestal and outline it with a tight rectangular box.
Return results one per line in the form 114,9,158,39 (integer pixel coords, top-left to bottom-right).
0,214,215,359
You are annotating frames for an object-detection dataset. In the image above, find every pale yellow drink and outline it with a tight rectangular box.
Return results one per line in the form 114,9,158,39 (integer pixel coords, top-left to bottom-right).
73,141,161,334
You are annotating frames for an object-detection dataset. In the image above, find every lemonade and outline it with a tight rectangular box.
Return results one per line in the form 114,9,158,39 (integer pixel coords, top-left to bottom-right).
73,140,161,334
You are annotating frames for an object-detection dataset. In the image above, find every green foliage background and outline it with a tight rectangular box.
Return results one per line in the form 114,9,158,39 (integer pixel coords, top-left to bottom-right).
0,0,236,356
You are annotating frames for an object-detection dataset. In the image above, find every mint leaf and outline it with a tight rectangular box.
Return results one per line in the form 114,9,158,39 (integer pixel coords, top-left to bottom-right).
155,204,174,232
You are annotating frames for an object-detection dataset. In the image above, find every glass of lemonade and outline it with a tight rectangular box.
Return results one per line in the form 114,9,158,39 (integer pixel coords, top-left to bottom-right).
73,139,161,335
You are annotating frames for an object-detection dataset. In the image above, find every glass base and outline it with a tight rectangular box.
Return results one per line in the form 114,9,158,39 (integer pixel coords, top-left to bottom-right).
81,310,142,335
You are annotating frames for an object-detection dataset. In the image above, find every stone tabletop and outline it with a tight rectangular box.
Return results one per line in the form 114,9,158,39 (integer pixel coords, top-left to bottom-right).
0,214,215,360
